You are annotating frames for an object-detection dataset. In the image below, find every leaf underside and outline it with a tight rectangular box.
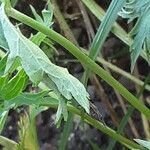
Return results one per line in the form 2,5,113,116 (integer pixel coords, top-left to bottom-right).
119,0,150,71
0,3,89,113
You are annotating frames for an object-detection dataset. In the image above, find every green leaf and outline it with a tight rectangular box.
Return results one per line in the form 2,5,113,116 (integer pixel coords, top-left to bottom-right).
0,54,7,75
55,98,68,124
0,111,8,133
119,0,150,71
30,1,53,46
0,74,9,91
30,5,43,23
0,69,27,100
17,111,40,150
0,4,89,113
9,91,58,108
42,0,53,27
82,0,125,84
0,135,18,150
134,139,150,150
0,21,8,50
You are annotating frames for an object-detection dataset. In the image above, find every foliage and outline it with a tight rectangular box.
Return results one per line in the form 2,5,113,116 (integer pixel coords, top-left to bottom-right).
119,0,150,70
134,139,150,150
0,2,89,116
0,0,149,150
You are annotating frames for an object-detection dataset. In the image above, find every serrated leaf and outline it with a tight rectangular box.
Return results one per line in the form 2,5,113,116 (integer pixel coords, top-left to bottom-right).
119,0,150,71
0,4,89,113
42,0,53,27
30,5,43,23
30,1,53,46
8,91,58,108
134,139,150,150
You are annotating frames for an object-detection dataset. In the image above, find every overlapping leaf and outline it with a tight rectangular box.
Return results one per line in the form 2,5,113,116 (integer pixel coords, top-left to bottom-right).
0,4,89,113
119,0,150,70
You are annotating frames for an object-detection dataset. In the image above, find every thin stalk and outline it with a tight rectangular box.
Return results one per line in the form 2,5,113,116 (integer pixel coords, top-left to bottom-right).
58,113,73,150
93,55,150,92
39,99,146,150
35,82,147,149
1,48,150,92
6,7,150,119
106,72,150,150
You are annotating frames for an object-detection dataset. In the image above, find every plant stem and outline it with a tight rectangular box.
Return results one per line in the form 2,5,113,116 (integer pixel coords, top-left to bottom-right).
1,48,149,92
106,72,150,150
39,99,146,150
6,7,150,119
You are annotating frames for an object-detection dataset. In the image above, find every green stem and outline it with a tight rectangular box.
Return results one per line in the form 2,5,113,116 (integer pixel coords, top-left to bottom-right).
93,55,150,92
106,72,150,150
6,7,150,119
1,49,150,92
39,100,146,150
6,8,150,118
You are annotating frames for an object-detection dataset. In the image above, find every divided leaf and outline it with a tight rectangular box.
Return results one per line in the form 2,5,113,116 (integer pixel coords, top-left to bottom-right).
9,91,58,108
0,4,89,113
119,0,150,71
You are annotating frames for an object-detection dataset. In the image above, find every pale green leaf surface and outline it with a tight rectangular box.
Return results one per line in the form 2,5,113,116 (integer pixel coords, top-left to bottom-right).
119,0,150,70
134,139,150,150
0,21,8,50
30,5,43,23
30,2,53,46
0,4,89,113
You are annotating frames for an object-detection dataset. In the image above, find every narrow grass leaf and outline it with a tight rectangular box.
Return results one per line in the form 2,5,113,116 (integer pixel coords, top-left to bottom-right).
83,0,125,83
